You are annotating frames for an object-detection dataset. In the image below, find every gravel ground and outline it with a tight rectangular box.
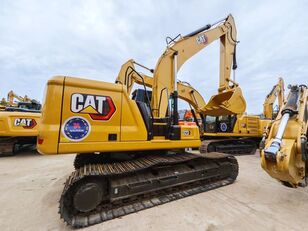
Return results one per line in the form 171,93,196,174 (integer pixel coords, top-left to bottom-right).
0,151,307,231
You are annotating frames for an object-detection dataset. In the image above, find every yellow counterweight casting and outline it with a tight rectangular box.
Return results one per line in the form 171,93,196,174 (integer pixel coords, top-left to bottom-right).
38,76,200,155
0,111,40,155
0,91,41,156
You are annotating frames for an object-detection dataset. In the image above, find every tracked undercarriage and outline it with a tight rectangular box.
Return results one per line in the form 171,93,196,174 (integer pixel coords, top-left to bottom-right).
60,151,238,228
0,136,36,156
199,139,258,155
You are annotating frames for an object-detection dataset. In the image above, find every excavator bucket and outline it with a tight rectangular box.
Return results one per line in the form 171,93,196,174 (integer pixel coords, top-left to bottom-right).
202,87,246,116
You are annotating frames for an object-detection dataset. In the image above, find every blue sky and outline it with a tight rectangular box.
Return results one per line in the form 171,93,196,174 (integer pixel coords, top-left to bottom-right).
0,0,307,114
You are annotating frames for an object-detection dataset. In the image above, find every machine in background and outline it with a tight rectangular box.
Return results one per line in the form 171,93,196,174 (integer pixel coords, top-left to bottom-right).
0,90,41,156
261,84,307,187
125,70,285,155
200,78,285,155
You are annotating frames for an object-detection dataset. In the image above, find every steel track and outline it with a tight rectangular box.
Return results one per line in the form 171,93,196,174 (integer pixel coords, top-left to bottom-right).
200,139,257,155
60,152,238,228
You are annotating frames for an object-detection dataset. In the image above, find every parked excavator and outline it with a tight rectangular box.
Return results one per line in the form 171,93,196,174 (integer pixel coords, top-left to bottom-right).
6,90,41,111
200,77,285,155
263,77,285,120
0,98,9,110
117,60,285,155
0,91,41,156
261,84,307,187
38,14,243,228
7,90,31,105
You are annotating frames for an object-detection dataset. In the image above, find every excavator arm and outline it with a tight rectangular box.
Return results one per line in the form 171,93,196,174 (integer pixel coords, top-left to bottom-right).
261,84,308,187
151,14,245,117
7,90,32,106
117,14,245,119
116,59,206,112
263,78,285,119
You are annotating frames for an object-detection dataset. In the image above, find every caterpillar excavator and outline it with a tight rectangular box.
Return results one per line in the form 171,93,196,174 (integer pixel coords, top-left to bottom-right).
263,77,285,120
261,84,307,187
117,60,285,155
6,90,41,111
1,90,32,110
199,77,285,155
7,90,31,105
0,91,41,156
38,14,243,228
0,98,9,110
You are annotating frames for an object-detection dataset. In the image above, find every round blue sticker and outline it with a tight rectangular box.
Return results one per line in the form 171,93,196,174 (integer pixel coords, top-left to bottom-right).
220,122,228,132
62,116,91,141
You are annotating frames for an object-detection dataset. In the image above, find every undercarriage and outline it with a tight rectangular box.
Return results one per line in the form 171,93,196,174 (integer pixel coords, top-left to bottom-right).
0,136,37,156
200,139,258,155
60,151,239,228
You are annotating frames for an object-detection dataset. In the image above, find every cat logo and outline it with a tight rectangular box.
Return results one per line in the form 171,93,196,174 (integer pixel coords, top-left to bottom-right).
14,118,37,129
71,93,116,121
196,34,208,45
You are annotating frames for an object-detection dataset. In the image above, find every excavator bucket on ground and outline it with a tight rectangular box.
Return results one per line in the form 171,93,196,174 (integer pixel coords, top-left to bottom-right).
202,87,246,116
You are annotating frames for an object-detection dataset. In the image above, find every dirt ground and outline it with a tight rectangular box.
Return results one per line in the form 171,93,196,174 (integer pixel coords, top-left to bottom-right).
0,151,307,231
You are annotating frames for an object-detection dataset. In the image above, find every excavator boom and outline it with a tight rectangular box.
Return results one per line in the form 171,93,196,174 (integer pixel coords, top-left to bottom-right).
116,59,207,112
146,14,245,118
116,15,246,119
263,78,285,119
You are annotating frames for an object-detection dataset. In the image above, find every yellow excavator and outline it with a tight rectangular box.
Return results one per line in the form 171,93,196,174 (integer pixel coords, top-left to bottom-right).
38,14,244,228
0,91,41,156
7,90,31,105
120,62,285,155
0,98,9,110
261,84,307,187
263,77,285,120
199,77,285,154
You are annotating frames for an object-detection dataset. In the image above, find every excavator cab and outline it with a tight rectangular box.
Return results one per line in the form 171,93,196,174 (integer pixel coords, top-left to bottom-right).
202,86,246,116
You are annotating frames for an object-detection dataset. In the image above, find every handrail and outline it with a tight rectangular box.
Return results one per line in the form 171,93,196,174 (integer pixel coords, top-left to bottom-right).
158,87,169,116
125,66,154,119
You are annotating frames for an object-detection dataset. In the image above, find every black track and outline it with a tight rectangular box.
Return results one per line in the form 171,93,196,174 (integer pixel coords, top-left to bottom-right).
200,139,257,155
60,152,239,228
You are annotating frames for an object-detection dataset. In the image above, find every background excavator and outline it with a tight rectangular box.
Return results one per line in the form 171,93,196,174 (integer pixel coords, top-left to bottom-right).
38,14,243,228
0,90,41,156
6,90,41,111
261,84,307,187
263,78,285,120
118,62,285,155
200,77,285,154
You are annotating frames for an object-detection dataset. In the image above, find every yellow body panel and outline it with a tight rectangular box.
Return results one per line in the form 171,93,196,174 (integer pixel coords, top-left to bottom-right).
204,114,271,137
0,111,40,137
57,139,200,154
261,119,306,185
260,85,307,186
38,76,200,155
261,138,304,184
180,125,200,140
